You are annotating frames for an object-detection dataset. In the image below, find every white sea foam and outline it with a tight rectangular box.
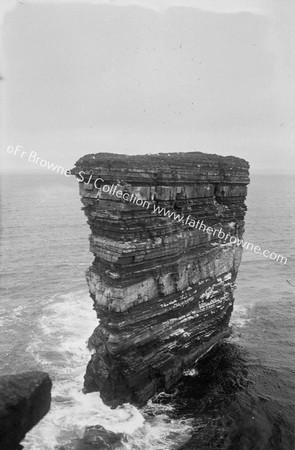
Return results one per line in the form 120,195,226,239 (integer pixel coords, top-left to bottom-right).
231,304,251,328
183,368,198,377
23,290,192,449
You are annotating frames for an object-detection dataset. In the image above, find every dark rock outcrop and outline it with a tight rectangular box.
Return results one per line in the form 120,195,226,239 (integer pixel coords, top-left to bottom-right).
59,425,124,450
72,152,249,407
0,371,52,449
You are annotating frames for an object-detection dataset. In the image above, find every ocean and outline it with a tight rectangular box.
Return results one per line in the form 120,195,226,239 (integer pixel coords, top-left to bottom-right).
0,171,294,449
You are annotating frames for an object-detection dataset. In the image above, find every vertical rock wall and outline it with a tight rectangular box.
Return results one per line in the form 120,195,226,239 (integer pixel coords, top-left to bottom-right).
72,152,249,407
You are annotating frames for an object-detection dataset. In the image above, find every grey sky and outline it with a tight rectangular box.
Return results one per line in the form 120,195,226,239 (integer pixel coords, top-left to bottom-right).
1,0,294,173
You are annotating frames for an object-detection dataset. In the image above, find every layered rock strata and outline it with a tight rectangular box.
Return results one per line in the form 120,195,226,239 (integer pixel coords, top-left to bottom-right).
72,152,249,407
0,371,52,449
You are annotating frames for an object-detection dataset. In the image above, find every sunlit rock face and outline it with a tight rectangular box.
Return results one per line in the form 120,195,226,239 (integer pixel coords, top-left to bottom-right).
72,152,249,407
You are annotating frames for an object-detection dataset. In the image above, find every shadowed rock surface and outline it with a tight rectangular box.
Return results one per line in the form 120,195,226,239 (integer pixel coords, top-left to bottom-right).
72,151,249,407
59,425,124,449
0,371,52,449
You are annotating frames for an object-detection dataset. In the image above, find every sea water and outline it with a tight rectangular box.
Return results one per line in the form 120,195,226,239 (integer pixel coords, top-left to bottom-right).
0,172,294,449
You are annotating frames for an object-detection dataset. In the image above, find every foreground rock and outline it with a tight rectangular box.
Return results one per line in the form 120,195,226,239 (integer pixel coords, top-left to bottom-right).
59,425,124,449
0,371,52,449
72,151,249,407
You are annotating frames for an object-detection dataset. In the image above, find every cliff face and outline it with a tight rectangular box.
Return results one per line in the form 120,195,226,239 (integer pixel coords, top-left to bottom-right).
72,152,249,407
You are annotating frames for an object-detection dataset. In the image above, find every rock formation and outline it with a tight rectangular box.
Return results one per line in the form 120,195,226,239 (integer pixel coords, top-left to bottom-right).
72,152,249,407
0,371,52,449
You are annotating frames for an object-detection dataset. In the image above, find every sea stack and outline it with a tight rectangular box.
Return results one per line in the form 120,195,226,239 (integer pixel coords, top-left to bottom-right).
72,152,249,407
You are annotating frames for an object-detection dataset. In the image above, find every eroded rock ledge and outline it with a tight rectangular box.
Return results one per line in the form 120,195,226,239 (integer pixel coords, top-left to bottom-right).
72,152,249,407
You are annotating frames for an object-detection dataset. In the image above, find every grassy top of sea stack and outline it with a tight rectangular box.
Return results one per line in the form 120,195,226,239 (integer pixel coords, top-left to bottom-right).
71,151,250,186
72,151,249,171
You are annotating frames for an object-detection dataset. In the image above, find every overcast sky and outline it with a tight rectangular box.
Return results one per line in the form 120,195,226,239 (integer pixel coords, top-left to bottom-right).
1,0,294,173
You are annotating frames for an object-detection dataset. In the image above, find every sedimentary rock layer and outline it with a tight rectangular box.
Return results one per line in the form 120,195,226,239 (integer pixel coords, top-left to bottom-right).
0,371,52,449
72,152,249,407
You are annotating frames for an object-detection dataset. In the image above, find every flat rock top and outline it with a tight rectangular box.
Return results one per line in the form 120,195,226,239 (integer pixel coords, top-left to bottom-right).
73,151,249,171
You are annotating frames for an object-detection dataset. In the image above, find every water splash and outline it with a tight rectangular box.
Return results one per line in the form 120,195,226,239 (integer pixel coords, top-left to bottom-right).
23,290,192,449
